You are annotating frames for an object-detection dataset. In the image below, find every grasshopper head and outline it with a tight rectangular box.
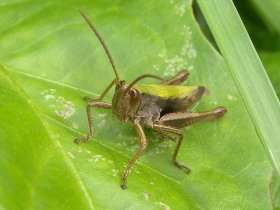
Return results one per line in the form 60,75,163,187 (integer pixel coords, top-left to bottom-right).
112,81,140,122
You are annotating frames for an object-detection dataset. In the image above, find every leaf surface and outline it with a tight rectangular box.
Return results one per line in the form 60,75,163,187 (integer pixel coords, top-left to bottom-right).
0,1,275,209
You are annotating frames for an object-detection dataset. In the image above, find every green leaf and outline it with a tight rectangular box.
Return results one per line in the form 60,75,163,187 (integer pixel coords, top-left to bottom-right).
238,0,280,100
260,52,280,98
270,173,280,209
233,0,280,51
250,0,280,33
0,0,276,209
197,0,280,179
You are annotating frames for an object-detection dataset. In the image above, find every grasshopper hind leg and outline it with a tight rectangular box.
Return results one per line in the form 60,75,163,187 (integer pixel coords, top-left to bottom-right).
150,106,227,174
159,106,227,128
150,124,192,174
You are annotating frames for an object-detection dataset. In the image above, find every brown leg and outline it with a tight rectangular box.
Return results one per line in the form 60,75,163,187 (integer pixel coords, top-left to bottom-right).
149,124,191,174
75,80,115,144
74,100,112,144
98,79,115,100
150,107,227,173
161,70,189,85
159,106,227,128
83,79,115,102
121,121,147,189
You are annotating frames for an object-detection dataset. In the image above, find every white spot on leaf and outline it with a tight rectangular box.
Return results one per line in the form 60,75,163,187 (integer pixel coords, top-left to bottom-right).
143,192,149,200
85,149,91,154
97,113,106,128
188,65,194,71
164,55,189,77
44,94,55,101
227,94,237,101
41,89,56,101
88,154,105,163
111,169,119,177
153,64,160,71
181,25,197,60
67,152,75,159
71,122,78,130
158,50,167,58
76,147,82,154
155,201,170,210
157,24,197,77
158,141,173,148
41,89,76,119
55,97,75,119
41,89,56,95
170,0,186,17
135,170,141,174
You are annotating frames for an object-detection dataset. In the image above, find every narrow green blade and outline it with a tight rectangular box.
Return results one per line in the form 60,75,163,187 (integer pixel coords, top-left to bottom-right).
197,0,280,179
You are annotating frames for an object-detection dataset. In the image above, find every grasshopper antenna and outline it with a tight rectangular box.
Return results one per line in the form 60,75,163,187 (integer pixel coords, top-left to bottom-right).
79,10,121,85
124,74,164,94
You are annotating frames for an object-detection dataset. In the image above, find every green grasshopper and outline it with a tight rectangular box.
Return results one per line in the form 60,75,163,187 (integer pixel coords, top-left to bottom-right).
75,11,227,189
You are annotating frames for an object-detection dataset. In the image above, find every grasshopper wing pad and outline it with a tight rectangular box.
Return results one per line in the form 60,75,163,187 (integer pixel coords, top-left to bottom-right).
134,84,201,99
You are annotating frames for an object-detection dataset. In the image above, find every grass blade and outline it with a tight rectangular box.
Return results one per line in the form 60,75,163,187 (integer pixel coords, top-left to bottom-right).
197,0,280,179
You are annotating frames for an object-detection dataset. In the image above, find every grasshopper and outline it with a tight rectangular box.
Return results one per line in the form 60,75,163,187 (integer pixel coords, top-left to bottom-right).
75,11,227,189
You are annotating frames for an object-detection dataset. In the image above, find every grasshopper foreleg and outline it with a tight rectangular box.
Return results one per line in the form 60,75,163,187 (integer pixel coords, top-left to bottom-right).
74,99,112,144
74,80,115,144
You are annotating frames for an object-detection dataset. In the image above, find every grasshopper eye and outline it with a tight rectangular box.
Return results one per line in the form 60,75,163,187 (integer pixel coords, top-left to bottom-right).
128,89,138,105
128,89,137,98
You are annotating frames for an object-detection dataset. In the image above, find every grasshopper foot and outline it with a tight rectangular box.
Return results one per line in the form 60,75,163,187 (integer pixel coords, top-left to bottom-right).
121,183,127,190
74,135,92,144
120,183,127,190
174,161,192,174
121,177,128,190
83,96,94,102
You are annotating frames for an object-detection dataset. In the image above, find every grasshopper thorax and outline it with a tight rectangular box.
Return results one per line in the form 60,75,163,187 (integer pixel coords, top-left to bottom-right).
112,81,141,122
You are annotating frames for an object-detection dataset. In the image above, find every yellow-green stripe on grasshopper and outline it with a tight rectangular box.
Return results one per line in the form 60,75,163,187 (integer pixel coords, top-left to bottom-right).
75,11,227,190
134,84,201,99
